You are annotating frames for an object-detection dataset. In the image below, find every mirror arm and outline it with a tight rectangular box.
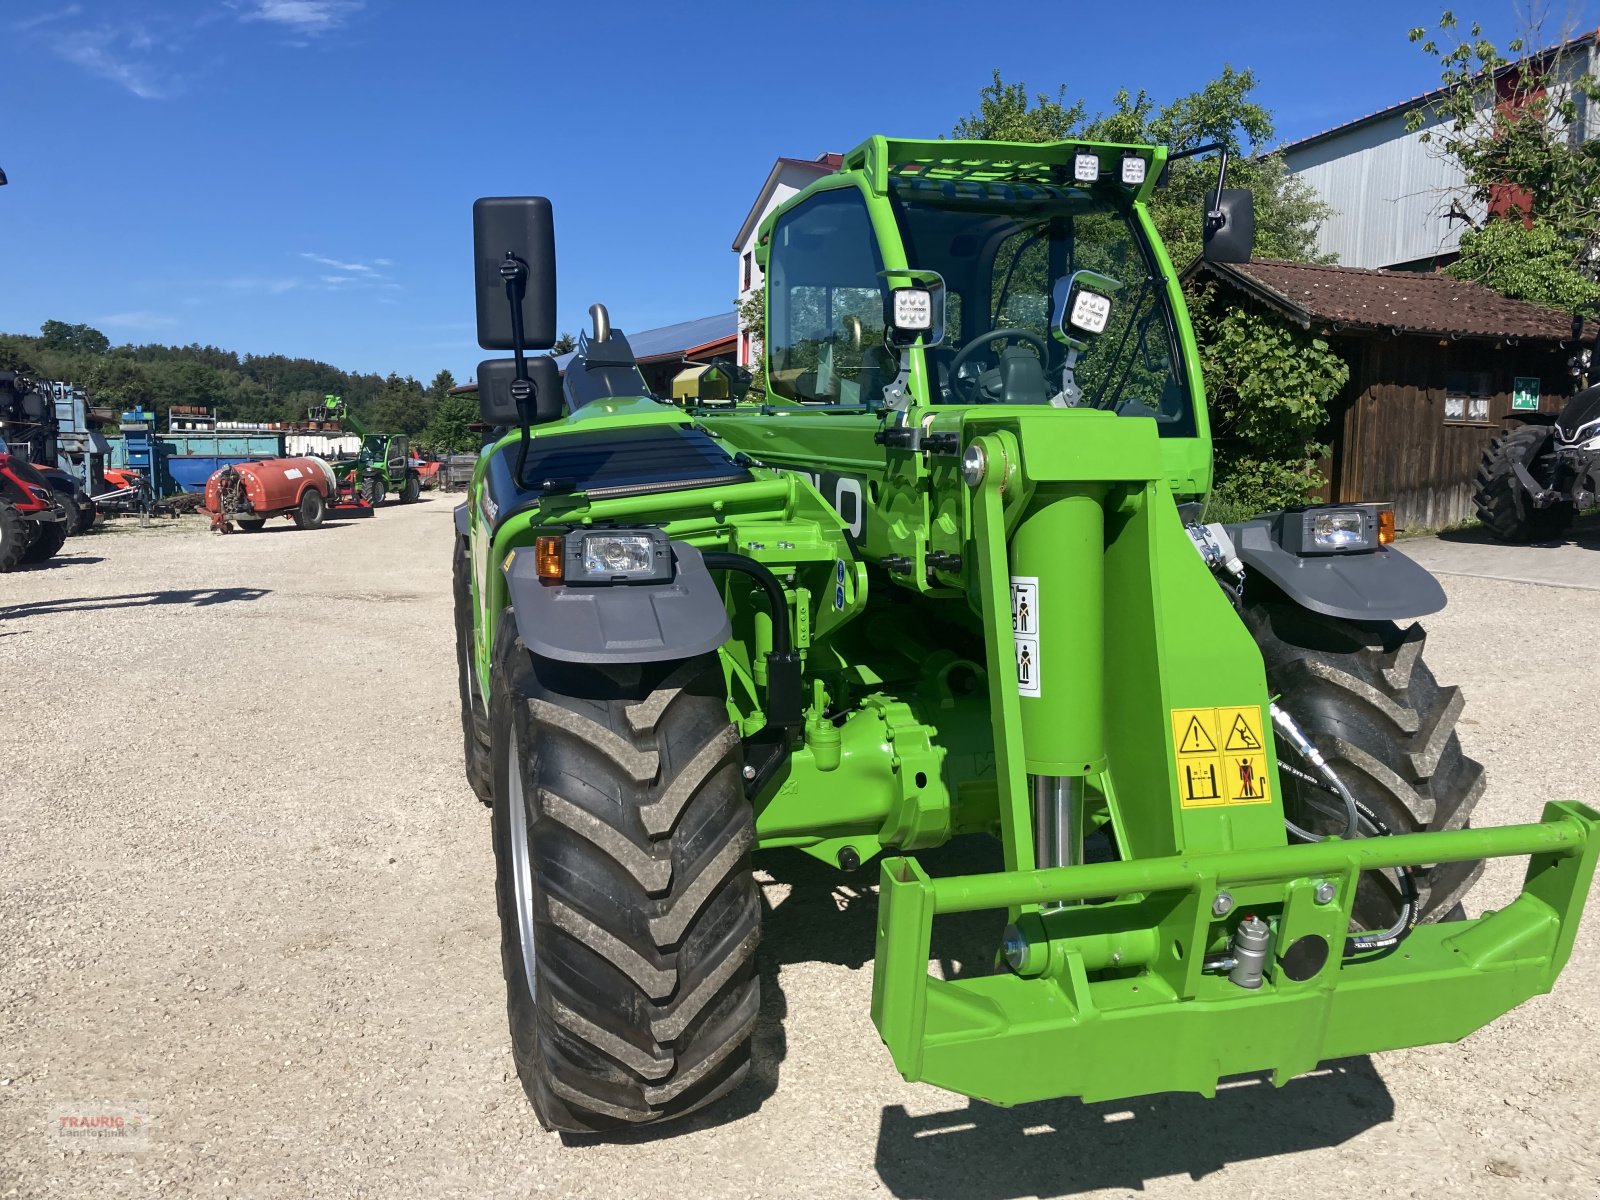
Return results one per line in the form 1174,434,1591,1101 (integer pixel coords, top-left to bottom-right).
1167,140,1232,232
1206,145,1230,232
499,252,537,489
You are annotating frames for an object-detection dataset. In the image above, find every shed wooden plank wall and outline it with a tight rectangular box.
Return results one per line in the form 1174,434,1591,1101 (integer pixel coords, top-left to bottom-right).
1326,337,1574,530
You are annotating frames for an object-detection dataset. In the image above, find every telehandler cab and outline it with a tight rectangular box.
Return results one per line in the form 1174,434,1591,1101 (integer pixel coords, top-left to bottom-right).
454,138,1599,1134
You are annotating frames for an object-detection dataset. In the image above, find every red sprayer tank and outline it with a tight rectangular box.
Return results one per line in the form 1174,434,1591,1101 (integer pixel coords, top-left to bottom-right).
204,457,337,531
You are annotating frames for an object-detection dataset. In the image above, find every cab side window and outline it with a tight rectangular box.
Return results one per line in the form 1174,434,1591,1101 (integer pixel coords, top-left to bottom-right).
767,189,888,406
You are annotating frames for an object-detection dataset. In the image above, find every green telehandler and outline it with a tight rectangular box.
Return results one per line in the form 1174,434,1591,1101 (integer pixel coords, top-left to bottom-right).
454,138,1599,1134
310,394,420,505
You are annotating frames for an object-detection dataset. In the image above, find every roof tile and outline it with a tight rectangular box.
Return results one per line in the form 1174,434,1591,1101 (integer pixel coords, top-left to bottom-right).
1200,258,1586,344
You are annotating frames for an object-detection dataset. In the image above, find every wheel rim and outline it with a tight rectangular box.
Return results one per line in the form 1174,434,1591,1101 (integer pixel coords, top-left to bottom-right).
506,743,539,1001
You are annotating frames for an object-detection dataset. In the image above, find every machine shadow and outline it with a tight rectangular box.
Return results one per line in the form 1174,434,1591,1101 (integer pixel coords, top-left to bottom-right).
1435,512,1600,548
13,554,105,570
873,1058,1394,1199
1,587,271,620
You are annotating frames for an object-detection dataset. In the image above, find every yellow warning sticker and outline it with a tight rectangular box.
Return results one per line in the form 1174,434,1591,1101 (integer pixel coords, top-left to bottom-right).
1219,705,1265,753
1170,706,1272,808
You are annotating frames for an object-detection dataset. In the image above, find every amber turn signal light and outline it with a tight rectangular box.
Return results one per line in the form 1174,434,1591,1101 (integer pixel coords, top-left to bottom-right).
1378,510,1395,545
535,535,564,583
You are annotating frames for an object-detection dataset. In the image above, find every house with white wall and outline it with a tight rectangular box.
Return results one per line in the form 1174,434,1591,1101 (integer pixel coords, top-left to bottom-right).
731,152,842,365
1282,30,1597,271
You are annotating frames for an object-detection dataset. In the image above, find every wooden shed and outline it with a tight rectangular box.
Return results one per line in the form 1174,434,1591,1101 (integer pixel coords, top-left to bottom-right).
1191,259,1592,529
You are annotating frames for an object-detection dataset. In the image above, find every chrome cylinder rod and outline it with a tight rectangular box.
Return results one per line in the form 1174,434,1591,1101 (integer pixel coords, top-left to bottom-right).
1032,774,1082,872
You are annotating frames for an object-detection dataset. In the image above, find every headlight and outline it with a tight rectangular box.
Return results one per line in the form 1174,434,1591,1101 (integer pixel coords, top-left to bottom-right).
583,534,654,575
1311,509,1365,549
1120,154,1147,185
1068,289,1112,336
1275,507,1380,555
891,288,932,332
1073,152,1100,182
566,528,672,583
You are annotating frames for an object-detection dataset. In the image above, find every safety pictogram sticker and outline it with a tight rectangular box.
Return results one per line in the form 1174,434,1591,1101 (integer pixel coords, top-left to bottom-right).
1171,705,1272,808
1010,576,1040,697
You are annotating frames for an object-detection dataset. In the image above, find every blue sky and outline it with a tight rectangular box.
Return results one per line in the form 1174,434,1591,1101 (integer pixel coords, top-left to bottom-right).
2,1,1593,385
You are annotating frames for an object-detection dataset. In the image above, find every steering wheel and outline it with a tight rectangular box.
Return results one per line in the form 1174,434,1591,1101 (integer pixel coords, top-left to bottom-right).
946,329,1050,403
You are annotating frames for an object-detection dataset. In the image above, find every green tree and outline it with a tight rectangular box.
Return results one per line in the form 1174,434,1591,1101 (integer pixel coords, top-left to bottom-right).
548,332,577,356
1190,285,1351,518
38,320,110,356
421,391,481,454
0,336,36,373
1408,12,1600,312
83,356,154,412
735,291,767,396
1450,218,1600,311
953,71,1088,142
426,368,458,403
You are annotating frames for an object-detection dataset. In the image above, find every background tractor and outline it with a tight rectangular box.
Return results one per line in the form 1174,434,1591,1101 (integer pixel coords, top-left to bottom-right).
1474,383,1600,541
455,141,1598,1135
310,394,421,506
0,450,68,570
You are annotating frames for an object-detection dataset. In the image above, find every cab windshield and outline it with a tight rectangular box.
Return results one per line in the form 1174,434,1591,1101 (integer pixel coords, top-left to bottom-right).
889,179,1194,434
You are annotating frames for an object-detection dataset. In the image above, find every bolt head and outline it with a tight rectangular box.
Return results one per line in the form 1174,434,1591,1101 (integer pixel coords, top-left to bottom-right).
1212,892,1235,917
741,765,756,781
1001,924,1029,973
1314,880,1337,905
960,443,987,488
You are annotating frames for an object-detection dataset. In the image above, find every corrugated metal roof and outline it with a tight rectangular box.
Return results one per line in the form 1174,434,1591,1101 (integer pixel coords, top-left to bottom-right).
1274,29,1596,156
552,312,737,372
1192,258,1589,343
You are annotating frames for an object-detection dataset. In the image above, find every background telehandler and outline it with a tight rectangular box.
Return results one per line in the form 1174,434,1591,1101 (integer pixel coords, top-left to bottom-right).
454,137,1598,1134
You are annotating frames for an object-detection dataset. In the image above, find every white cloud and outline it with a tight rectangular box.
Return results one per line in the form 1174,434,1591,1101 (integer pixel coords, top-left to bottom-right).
13,6,83,34
373,257,394,267
300,252,375,273
235,2,363,35
52,28,168,99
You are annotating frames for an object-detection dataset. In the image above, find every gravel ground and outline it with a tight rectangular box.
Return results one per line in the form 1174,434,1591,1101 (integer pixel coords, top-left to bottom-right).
1,500,1597,1200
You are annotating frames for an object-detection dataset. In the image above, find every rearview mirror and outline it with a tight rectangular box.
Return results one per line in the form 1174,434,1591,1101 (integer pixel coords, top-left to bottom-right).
476,356,562,427
473,197,557,351
1202,189,1255,263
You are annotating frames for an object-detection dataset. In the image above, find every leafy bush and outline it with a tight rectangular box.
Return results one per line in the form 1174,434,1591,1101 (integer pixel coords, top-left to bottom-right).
1190,284,1350,519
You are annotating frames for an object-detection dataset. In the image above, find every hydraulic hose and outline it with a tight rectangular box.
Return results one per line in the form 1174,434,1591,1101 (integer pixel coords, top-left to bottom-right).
1270,702,1358,841
701,552,800,734
1275,749,1418,954
701,553,792,655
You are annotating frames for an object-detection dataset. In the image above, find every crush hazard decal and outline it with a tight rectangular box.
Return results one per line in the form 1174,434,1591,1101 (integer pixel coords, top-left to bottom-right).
1170,705,1270,809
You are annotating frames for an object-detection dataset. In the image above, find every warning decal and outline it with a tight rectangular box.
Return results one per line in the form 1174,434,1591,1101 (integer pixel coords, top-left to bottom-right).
1223,709,1263,751
1170,706,1271,808
1177,714,1217,754
1010,576,1040,697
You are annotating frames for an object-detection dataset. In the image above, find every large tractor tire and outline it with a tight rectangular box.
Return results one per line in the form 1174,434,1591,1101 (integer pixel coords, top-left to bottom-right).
1244,601,1484,929
1473,423,1575,542
452,536,493,805
400,472,421,504
234,516,267,532
363,475,385,507
0,503,29,572
488,612,759,1133
22,520,66,565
